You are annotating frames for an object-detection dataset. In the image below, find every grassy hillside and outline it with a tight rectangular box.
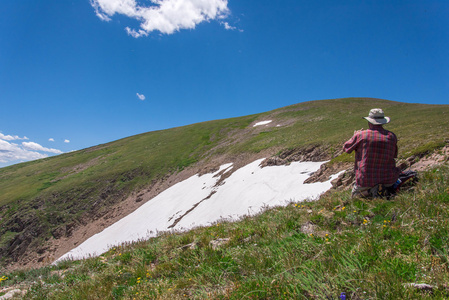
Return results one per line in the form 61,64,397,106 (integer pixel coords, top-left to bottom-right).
1,165,448,299
1,98,448,269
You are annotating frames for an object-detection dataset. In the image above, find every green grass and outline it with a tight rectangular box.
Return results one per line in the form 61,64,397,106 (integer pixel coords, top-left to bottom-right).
1,165,448,299
1,98,448,270
405,140,448,158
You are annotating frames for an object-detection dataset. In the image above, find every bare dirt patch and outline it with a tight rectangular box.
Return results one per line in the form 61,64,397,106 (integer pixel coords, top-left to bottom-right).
409,145,449,171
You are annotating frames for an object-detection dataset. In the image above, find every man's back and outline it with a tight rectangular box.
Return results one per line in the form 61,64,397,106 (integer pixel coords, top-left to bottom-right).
344,125,400,187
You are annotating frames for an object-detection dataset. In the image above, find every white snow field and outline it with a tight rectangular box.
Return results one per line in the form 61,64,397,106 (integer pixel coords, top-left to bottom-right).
253,120,272,127
56,159,342,262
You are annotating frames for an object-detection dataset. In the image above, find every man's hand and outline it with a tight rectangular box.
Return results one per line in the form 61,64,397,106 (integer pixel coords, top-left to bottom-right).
354,128,364,134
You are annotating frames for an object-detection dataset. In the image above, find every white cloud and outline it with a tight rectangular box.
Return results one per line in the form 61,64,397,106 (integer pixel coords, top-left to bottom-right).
0,133,29,141
22,142,63,154
49,138,55,142
90,0,230,37
0,140,48,164
0,132,64,167
64,139,70,143
222,21,234,30
220,21,243,32
136,93,146,101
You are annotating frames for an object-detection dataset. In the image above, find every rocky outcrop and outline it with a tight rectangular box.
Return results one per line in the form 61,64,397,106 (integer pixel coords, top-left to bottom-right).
260,145,330,167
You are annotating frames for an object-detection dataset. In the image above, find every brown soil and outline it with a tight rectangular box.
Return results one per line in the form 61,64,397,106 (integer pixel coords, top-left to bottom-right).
408,145,449,171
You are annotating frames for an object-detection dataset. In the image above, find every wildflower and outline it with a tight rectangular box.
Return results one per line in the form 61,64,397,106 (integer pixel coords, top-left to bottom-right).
325,233,329,237
353,210,356,213
383,225,387,228
339,292,346,300
326,238,329,242
310,233,314,237
342,207,346,210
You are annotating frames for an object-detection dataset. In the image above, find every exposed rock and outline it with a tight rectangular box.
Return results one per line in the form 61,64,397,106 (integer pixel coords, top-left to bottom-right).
410,145,449,171
404,283,433,292
210,238,230,250
304,162,353,188
179,242,197,250
0,289,25,300
300,222,317,234
260,145,330,168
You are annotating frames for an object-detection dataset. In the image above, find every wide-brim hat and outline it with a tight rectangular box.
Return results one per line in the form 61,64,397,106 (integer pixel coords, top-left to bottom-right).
363,108,390,125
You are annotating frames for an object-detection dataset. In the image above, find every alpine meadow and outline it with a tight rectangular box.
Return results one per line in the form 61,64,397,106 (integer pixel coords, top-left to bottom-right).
1,98,449,299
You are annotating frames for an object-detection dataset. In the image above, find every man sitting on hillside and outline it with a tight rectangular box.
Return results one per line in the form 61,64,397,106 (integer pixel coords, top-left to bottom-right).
343,108,401,198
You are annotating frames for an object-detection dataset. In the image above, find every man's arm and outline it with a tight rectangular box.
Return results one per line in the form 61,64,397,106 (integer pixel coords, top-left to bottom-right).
343,132,360,154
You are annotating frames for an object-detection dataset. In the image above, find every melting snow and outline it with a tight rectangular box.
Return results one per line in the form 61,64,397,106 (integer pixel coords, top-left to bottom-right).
253,120,272,127
55,159,342,262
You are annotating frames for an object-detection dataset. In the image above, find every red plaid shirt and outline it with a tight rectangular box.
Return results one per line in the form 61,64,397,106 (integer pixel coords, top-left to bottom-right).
343,125,400,187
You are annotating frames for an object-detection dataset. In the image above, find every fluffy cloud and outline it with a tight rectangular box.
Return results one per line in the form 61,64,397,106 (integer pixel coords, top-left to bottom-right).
22,142,63,154
0,140,48,163
64,139,70,143
49,138,55,142
221,21,235,30
0,132,64,166
90,0,230,37
0,133,29,141
136,93,146,101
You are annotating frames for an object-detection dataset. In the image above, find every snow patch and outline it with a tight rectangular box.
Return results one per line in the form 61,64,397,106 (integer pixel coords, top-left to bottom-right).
55,159,339,262
253,120,272,127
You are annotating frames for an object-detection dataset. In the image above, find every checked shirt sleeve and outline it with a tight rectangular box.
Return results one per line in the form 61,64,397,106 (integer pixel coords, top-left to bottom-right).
343,133,360,154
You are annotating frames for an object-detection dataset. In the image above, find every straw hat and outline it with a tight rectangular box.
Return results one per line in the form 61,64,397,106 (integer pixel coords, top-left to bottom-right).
363,108,390,125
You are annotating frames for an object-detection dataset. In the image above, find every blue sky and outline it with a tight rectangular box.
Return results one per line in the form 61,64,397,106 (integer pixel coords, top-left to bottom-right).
1,0,448,168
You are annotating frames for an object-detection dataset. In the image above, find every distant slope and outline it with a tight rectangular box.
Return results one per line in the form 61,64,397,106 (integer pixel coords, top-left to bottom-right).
1,98,448,270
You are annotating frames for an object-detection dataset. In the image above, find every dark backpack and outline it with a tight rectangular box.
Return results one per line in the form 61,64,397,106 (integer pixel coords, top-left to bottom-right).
370,170,418,199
